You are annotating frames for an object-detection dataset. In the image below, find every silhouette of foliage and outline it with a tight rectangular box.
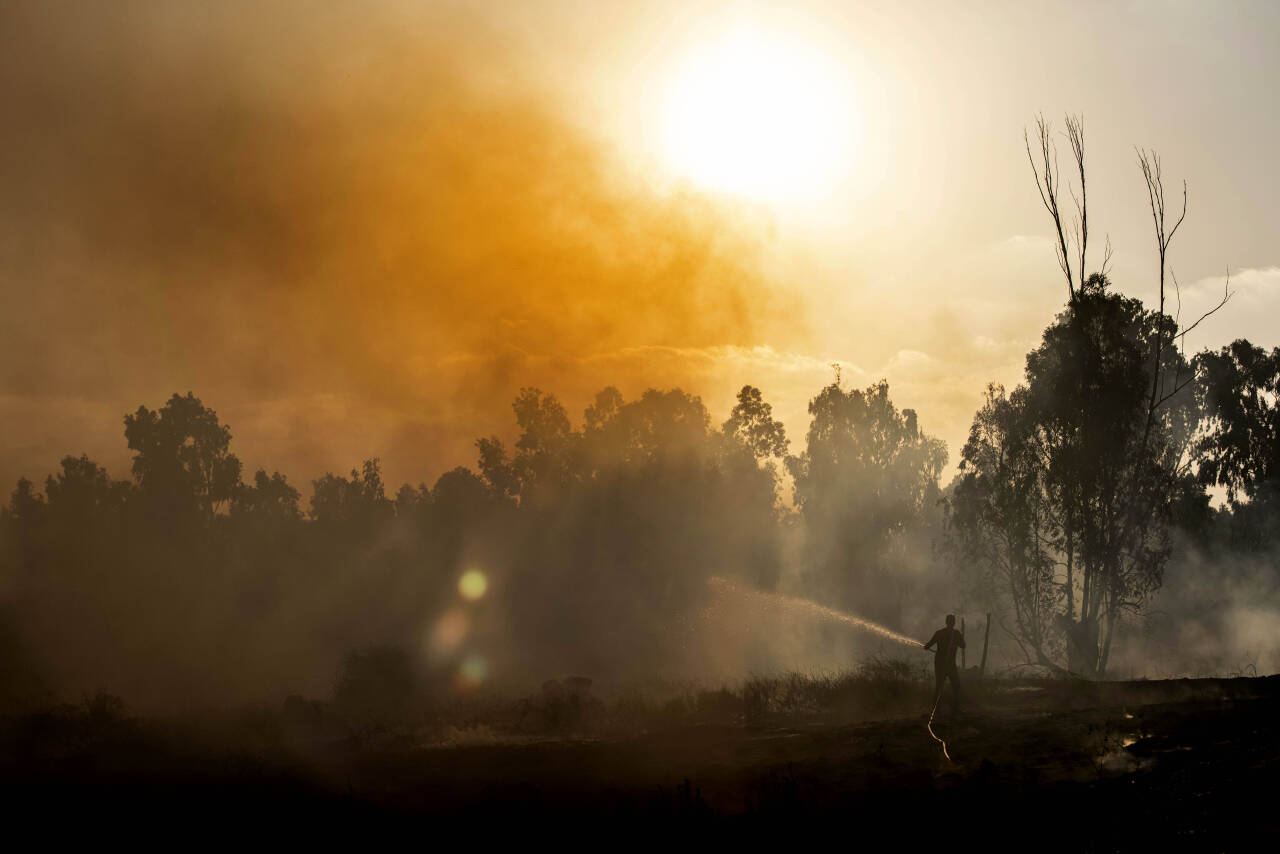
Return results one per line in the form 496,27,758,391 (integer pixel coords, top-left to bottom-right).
10,334,1280,704
480,385,788,675
787,379,947,624
233,470,301,521
124,392,242,519
1194,340,1280,503
724,385,789,461
951,280,1199,675
310,459,393,528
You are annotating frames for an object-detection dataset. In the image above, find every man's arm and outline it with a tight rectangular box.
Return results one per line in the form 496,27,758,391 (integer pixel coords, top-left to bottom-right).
923,630,939,650
957,630,966,649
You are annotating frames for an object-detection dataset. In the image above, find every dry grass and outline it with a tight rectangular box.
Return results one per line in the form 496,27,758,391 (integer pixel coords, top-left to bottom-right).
742,656,934,725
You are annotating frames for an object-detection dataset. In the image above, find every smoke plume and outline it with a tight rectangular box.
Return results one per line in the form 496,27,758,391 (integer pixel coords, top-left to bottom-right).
0,1,801,489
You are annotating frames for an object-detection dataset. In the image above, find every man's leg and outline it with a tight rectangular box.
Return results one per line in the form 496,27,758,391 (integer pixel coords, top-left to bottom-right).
950,668,962,716
932,668,945,713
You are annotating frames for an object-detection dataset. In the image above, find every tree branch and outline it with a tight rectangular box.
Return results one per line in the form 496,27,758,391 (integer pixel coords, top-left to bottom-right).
1174,268,1233,345
1066,114,1087,292
1026,115,1075,300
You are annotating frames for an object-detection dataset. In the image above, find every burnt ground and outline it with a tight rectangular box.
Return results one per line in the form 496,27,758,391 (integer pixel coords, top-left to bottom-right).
4,676,1279,847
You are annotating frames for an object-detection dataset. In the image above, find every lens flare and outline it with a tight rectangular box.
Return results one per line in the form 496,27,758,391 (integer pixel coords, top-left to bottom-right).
430,607,470,657
458,569,488,601
459,653,488,687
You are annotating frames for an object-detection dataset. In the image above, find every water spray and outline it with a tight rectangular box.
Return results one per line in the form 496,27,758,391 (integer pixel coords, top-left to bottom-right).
708,576,954,761
706,576,921,648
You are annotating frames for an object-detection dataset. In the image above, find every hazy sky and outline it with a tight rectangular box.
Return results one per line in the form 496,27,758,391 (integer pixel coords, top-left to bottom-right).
2,0,1277,493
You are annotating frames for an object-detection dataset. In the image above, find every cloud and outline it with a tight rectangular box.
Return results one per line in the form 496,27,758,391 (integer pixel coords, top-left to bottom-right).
885,349,931,369
1177,266,1280,354
1183,266,1280,299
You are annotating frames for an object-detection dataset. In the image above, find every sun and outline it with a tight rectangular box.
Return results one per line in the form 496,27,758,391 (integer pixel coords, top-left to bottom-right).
659,27,858,202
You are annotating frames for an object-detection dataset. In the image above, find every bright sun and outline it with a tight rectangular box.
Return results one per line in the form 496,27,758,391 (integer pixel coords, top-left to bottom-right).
660,27,857,202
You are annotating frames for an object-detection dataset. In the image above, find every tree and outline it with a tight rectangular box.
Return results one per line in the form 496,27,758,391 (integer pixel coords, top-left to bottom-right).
954,279,1200,674
309,459,393,528
4,478,46,552
43,455,131,571
476,384,787,676
1193,340,1280,550
474,388,579,507
6,478,44,523
954,116,1229,676
431,467,500,521
788,379,947,623
124,392,242,518
950,385,1061,667
232,469,301,522
723,385,789,462
584,387,712,469
45,455,131,522
393,482,431,522
1194,340,1280,503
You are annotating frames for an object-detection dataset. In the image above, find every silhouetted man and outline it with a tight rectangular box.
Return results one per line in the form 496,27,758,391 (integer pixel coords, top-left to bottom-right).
923,614,965,716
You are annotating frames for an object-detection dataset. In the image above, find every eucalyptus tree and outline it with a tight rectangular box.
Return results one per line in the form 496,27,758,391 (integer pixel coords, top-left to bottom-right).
124,392,243,520
950,385,1060,667
951,117,1227,676
788,379,947,624
1194,340,1280,503
1194,340,1280,550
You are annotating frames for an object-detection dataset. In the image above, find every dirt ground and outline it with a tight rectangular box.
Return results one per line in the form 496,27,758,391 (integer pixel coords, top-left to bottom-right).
5,675,1278,846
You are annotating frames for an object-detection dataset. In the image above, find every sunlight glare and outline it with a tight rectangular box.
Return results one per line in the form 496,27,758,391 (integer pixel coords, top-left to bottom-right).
660,27,858,202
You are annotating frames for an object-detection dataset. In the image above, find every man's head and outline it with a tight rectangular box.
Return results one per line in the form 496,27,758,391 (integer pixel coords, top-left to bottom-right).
945,614,956,627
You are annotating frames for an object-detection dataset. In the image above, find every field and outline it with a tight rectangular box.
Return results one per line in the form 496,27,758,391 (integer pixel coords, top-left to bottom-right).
4,670,1278,846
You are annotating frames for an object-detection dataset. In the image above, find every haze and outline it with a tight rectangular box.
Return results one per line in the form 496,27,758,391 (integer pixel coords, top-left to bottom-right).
8,4,1280,837
3,1,1275,491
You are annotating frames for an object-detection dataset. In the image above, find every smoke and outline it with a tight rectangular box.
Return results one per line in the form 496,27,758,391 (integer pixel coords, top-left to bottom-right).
0,1,802,491
8,4,1271,711
1108,539,1280,679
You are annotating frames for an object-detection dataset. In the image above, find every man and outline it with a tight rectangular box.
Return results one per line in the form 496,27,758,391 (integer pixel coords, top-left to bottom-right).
923,614,965,716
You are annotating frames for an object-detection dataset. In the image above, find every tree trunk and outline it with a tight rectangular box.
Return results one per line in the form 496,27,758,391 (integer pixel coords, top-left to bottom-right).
980,613,991,676
1099,599,1119,677
1067,617,1099,678
1064,525,1075,620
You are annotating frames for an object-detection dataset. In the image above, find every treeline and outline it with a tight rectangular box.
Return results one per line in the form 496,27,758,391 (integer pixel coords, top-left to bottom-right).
5,281,1280,705
0,382,949,708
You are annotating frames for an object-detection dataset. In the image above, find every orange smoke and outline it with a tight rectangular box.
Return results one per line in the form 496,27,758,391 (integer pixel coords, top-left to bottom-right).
0,1,804,490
